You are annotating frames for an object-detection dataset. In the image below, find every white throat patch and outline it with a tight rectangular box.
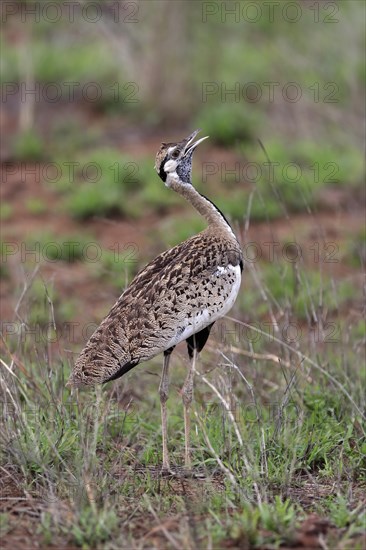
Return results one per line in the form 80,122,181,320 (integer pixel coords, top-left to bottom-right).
164,159,178,173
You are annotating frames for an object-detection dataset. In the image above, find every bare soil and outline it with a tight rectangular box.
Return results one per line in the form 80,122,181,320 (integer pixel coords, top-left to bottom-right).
1,91,365,550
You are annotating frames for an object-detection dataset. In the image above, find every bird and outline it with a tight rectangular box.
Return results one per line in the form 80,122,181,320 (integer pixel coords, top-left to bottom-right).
67,129,243,472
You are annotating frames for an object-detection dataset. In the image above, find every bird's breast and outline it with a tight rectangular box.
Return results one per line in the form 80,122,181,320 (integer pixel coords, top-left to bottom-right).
164,262,242,350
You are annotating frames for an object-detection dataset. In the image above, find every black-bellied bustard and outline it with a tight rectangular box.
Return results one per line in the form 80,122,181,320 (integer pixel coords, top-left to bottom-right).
67,130,243,472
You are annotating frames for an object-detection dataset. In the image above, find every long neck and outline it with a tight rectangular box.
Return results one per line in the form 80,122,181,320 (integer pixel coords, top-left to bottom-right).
167,174,235,236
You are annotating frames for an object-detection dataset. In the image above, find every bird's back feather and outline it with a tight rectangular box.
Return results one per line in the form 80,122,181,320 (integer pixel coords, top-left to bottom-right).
68,226,242,387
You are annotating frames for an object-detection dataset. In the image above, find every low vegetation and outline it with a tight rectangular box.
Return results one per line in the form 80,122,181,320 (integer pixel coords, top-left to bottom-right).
1,342,365,548
1,243,364,547
1,1,365,547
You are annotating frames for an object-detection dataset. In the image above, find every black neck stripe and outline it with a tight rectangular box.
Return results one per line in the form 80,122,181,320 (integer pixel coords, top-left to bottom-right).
159,154,168,182
201,193,233,230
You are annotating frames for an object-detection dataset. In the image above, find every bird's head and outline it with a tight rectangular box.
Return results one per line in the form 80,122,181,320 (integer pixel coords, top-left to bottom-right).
155,129,208,185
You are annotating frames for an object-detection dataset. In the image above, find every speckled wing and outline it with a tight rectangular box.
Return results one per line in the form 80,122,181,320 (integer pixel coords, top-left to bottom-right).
117,229,242,360
70,229,242,386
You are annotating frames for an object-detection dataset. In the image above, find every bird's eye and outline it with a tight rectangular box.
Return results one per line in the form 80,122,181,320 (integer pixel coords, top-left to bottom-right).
171,149,180,159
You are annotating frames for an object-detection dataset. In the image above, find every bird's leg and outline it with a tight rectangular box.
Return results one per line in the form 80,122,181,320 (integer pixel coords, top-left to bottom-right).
181,347,197,469
159,351,171,472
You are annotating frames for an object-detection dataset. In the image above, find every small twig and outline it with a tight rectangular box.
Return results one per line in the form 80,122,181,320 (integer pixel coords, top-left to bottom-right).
14,265,40,323
214,343,290,368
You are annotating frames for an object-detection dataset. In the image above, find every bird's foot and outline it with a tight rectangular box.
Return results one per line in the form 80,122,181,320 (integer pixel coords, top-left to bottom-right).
160,465,206,479
180,467,206,479
160,464,176,477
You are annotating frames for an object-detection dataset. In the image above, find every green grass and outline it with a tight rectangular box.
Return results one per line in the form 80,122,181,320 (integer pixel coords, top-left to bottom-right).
243,139,365,188
235,260,356,321
68,183,125,220
0,203,13,221
89,248,140,290
1,199,364,544
1,1,365,546
53,148,188,220
207,139,365,222
136,173,182,213
24,278,76,328
1,261,364,547
153,215,207,248
195,103,264,146
1,32,118,84
325,494,366,529
10,120,101,162
54,149,152,219
25,283,57,328
44,506,119,548
343,228,366,269
49,118,101,158
25,231,96,263
266,262,353,318
26,198,48,215
222,497,300,548
1,332,364,547
0,264,9,280
199,137,365,224
12,129,45,161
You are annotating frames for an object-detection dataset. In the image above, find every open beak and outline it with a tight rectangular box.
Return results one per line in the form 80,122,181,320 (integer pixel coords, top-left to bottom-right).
182,129,209,156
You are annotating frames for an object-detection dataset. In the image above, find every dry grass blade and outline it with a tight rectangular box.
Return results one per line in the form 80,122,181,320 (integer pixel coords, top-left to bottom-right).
212,342,289,367
193,364,264,505
193,410,238,488
224,315,366,424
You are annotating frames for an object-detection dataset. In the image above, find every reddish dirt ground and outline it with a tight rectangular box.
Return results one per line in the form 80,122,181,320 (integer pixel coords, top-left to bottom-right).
1,89,365,549
2,157,364,322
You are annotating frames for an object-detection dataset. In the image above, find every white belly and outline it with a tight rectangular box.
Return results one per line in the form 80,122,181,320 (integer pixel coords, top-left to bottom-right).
164,263,242,350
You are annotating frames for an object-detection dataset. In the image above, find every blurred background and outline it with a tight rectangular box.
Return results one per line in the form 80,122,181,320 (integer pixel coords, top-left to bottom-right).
1,0,364,352
0,1,365,547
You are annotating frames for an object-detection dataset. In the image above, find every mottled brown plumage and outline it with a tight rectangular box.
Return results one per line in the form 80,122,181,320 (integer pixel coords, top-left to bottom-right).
67,129,243,470
69,228,241,386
